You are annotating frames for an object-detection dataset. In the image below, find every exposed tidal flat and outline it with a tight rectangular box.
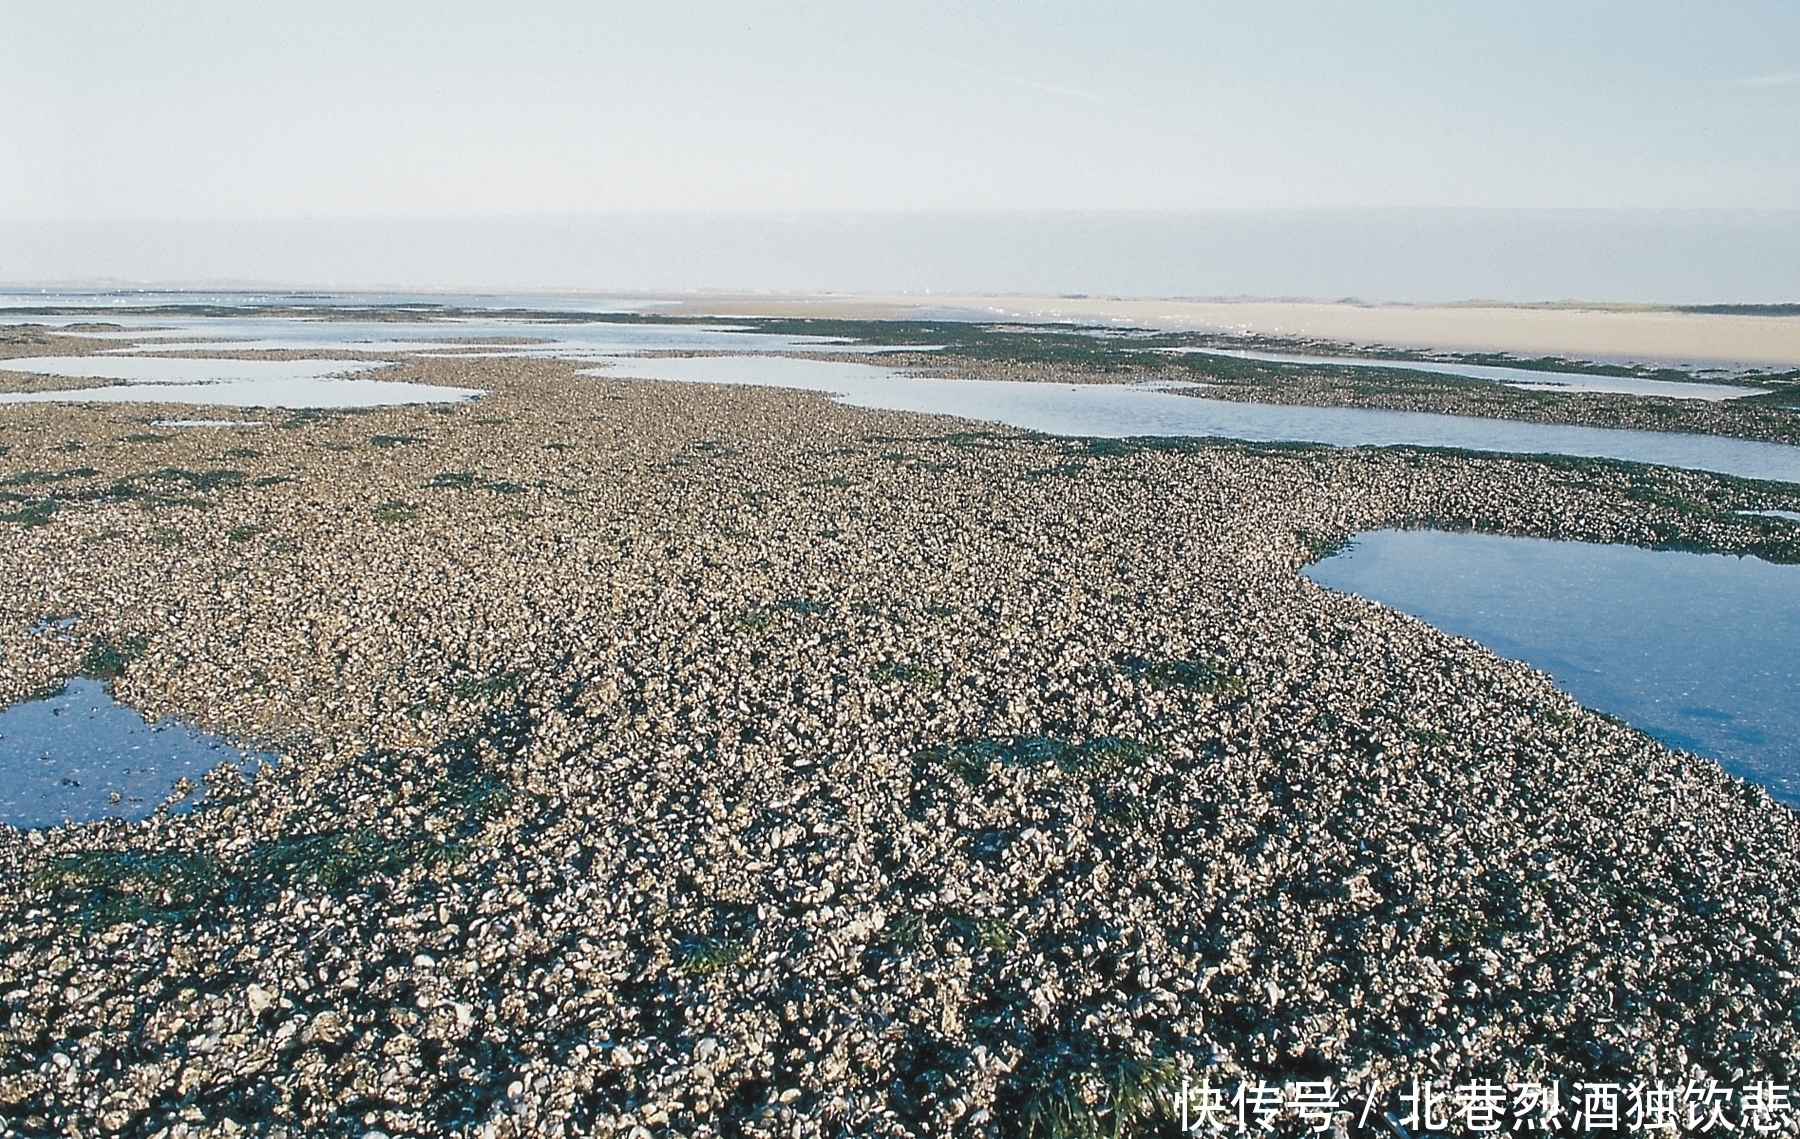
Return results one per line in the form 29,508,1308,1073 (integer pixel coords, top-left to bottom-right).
0,345,1798,1136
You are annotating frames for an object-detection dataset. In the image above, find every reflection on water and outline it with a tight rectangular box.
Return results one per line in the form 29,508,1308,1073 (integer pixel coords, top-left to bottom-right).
1163,347,1765,402
41,314,851,357
0,315,898,407
0,355,386,383
594,355,1800,484
0,678,272,829
0,356,481,408
1303,530,1800,803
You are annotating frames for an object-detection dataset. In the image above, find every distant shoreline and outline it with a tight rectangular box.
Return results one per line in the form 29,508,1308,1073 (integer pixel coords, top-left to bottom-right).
651,294,1800,370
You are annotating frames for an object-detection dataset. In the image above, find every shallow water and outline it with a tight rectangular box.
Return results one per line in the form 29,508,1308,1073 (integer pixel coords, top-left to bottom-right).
1164,347,1764,401
0,678,271,829
0,355,385,384
153,418,270,428
43,314,850,358
1303,530,1800,803
0,355,481,408
1,315,889,408
594,355,1800,485
3,298,1780,423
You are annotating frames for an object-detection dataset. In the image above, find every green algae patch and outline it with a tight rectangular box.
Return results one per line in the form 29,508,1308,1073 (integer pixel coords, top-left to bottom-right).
36,827,470,928
728,607,776,633
872,660,942,687
1017,1052,1177,1139
676,935,745,977
32,850,232,927
245,829,464,889
1116,654,1245,696
924,735,1161,785
77,635,149,681
372,500,416,524
448,670,525,702
0,498,57,526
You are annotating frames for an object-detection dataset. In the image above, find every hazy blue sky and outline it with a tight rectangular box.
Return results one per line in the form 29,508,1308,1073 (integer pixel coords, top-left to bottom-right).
2,2,1798,299
4,1,1798,219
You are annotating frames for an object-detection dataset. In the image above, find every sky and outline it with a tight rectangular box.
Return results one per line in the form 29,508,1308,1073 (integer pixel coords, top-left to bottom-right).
2,1,1798,297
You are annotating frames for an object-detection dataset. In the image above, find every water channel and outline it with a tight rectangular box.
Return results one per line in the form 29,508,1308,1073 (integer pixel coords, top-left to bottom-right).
596,355,1800,485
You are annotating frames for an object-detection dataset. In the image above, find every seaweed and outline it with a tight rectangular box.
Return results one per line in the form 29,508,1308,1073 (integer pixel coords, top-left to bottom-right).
0,498,57,526
77,635,149,681
924,736,1160,785
1116,655,1244,696
372,500,416,524
872,661,942,687
1014,1050,1177,1139
32,850,231,926
449,671,525,701
729,607,775,633
244,830,462,889
676,935,744,977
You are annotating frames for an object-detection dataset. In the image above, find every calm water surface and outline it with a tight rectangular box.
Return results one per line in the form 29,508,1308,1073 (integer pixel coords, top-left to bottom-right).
1304,531,1800,803
28,312,850,356
0,317,894,406
596,356,1800,485
0,356,482,408
0,678,271,829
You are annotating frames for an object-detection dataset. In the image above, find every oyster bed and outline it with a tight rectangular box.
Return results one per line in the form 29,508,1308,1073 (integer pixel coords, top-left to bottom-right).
0,355,1797,1137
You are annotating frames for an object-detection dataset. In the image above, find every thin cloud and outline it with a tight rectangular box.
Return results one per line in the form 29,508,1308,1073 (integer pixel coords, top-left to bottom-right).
928,55,1148,114
994,73,1146,113
1737,71,1800,87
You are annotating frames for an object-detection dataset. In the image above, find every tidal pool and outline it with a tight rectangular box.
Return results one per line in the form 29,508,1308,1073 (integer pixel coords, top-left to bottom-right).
594,355,1800,484
1303,530,1800,803
0,678,272,829
0,355,482,408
